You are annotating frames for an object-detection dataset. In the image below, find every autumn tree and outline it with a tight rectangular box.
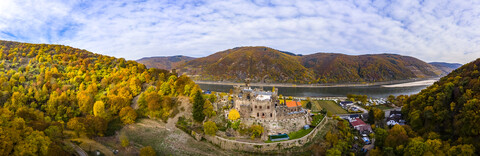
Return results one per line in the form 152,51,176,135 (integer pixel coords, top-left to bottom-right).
373,108,385,124
203,100,216,118
325,131,338,147
140,146,156,156
93,101,106,118
145,91,161,111
228,109,240,121
374,128,388,148
67,117,84,137
249,124,264,139
385,124,409,149
119,106,137,124
13,131,51,156
203,121,218,136
77,91,94,114
44,125,63,141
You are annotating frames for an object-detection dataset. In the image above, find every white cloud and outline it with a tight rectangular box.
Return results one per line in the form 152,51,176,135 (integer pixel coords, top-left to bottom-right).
0,0,479,64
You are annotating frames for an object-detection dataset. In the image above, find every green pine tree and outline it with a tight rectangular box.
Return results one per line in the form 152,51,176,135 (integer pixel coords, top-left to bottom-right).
368,109,375,124
193,90,205,122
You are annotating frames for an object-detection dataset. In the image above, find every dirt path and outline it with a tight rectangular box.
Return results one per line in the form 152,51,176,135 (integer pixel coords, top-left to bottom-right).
165,96,191,130
130,94,140,109
70,138,115,156
122,119,234,156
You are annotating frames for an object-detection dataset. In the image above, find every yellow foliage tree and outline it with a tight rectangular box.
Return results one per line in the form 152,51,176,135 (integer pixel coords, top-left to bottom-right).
93,101,106,118
228,109,240,121
140,146,156,156
119,107,137,124
203,121,218,136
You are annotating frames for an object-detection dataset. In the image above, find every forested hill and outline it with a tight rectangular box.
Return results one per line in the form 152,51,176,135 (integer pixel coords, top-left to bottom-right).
302,53,442,83
400,58,480,154
179,46,315,83
168,46,442,83
0,40,200,155
137,55,195,70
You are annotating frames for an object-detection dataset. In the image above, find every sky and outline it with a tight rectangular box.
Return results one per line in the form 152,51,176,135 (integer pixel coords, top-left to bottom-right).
0,0,479,64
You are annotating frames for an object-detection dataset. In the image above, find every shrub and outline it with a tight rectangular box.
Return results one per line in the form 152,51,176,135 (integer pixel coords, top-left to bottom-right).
203,121,218,136
140,146,156,156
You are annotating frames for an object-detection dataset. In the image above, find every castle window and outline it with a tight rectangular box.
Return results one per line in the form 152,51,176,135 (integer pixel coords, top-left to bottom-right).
255,105,257,109
270,113,272,117
260,106,262,109
257,113,259,117
262,113,265,117
267,106,270,109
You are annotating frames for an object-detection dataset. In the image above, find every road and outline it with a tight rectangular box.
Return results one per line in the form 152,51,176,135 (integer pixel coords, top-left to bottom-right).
384,107,402,118
353,104,368,114
63,141,88,156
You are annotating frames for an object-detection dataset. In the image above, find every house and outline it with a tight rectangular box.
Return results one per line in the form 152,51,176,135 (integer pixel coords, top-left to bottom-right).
387,120,399,126
349,114,360,119
339,101,354,108
387,110,405,126
350,118,373,134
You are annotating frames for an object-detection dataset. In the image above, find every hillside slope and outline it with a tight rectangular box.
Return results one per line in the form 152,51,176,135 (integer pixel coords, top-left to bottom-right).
174,47,442,83
179,46,315,83
137,55,195,70
302,53,442,83
0,40,199,155
402,58,480,152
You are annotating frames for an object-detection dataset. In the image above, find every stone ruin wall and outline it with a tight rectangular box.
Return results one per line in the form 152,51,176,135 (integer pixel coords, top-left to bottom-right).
241,113,311,134
201,117,329,153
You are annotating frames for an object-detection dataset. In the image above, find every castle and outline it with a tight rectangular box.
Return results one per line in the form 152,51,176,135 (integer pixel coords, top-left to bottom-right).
231,79,311,134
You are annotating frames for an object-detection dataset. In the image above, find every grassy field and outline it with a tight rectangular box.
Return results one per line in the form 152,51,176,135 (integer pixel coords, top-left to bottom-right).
288,128,314,140
372,105,394,110
313,100,347,114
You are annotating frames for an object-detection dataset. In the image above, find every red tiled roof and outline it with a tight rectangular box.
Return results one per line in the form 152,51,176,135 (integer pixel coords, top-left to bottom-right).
286,101,300,108
350,118,367,127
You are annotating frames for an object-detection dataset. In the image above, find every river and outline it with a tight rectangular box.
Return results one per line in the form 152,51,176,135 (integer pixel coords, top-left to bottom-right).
197,79,437,98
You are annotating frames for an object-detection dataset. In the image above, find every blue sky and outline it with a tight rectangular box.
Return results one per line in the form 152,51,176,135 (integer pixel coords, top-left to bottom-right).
0,0,479,64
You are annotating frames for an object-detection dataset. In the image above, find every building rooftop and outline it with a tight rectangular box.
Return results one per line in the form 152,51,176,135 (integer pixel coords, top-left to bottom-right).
350,118,367,127
254,91,273,95
256,94,271,101
286,101,301,108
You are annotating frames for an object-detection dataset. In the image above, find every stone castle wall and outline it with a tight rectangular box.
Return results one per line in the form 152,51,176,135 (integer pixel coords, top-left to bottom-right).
240,113,311,134
203,117,328,153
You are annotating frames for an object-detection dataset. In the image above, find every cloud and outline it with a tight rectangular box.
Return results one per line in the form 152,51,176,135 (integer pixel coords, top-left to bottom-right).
0,0,479,64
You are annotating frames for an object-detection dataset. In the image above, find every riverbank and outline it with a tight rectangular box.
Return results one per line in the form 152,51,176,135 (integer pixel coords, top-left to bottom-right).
194,77,439,88
381,79,437,88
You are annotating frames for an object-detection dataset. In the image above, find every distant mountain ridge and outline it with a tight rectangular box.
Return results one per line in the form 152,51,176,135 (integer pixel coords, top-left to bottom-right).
137,47,456,84
302,53,442,83
137,55,195,70
429,62,462,75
